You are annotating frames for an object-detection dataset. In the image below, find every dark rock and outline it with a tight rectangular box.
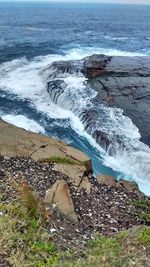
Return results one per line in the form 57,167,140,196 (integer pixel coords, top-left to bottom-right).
82,54,112,78
87,55,150,146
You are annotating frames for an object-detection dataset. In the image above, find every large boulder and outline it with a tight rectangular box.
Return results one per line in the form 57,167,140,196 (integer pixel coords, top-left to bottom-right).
54,163,91,194
45,179,78,222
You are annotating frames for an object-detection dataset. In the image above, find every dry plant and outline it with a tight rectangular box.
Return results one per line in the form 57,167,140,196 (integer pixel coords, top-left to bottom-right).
10,173,49,220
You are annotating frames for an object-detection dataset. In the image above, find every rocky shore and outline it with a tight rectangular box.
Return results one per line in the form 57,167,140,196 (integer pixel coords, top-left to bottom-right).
86,55,150,146
44,54,150,147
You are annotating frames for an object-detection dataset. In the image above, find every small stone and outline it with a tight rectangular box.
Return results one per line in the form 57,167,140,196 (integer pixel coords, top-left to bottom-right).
50,228,56,233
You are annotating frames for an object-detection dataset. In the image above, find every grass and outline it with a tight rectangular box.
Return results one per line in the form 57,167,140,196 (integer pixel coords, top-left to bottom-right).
137,226,150,246
1,195,150,267
1,178,150,267
38,155,84,166
13,178,47,219
57,234,130,267
130,199,150,224
0,202,58,267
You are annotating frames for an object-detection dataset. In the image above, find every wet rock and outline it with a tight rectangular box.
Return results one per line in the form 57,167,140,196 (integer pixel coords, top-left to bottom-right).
87,55,150,146
45,179,78,222
43,55,150,146
82,54,112,78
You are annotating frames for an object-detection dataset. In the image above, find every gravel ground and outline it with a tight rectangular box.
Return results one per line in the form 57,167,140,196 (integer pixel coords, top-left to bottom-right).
0,156,149,250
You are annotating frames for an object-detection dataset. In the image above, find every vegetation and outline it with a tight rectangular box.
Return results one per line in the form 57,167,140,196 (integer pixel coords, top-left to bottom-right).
0,202,58,267
0,180,150,267
38,155,84,166
137,226,150,246
130,199,150,224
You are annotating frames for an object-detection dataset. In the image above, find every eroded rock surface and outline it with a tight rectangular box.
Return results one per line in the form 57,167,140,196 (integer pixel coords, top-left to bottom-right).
0,119,92,176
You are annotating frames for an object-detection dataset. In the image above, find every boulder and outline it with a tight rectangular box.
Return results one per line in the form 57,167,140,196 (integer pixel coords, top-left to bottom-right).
45,179,78,222
82,54,112,78
96,174,116,187
54,164,91,194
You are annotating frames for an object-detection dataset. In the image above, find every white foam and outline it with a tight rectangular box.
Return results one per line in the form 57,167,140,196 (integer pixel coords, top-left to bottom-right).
104,35,129,41
2,114,45,134
0,56,72,120
65,47,147,59
103,144,150,196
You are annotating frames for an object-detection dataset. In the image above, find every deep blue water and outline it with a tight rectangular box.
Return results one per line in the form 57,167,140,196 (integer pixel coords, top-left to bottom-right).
0,2,150,194
0,2,150,62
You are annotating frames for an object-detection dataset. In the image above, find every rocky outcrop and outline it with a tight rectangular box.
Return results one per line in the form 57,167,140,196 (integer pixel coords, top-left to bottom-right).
0,119,92,176
82,54,112,78
96,174,142,195
117,179,141,195
86,55,150,146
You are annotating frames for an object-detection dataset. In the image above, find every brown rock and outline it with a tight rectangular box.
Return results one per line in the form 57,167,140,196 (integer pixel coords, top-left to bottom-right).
45,179,78,222
54,164,91,193
118,179,141,194
96,174,116,186
0,119,92,173
77,177,91,194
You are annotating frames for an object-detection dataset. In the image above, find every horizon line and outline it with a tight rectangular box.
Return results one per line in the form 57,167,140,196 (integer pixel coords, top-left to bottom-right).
0,0,150,5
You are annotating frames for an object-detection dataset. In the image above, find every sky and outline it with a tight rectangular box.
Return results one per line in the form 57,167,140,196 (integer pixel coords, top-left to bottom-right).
1,0,150,3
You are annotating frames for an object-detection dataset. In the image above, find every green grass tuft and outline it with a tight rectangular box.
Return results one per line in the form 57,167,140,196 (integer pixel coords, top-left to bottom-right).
39,155,84,166
138,226,150,247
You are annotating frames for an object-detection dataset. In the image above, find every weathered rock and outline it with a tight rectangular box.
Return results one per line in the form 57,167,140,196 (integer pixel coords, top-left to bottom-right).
54,163,91,193
82,54,112,78
0,119,92,173
45,179,78,222
96,174,116,187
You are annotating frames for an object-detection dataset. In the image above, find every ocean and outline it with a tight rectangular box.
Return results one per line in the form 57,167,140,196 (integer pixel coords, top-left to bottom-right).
0,1,150,195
